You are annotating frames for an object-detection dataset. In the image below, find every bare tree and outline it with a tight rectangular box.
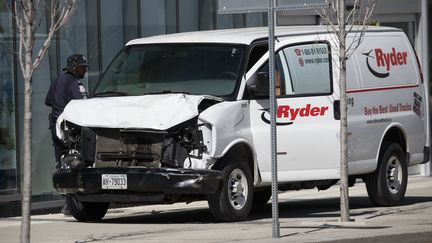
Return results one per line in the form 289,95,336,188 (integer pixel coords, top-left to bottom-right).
317,0,376,222
11,0,78,242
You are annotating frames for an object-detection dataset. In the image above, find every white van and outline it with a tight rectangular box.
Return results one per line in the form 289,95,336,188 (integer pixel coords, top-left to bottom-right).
53,26,430,222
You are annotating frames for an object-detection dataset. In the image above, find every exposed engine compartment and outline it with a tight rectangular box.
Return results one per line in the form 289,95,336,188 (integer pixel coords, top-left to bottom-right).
60,118,208,170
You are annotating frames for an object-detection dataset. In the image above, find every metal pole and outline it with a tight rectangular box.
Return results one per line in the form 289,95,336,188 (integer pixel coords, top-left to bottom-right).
420,0,431,176
268,0,280,238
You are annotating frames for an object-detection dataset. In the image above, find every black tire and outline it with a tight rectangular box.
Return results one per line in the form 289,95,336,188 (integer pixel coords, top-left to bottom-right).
365,143,408,206
207,157,253,222
252,187,272,207
66,194,109,222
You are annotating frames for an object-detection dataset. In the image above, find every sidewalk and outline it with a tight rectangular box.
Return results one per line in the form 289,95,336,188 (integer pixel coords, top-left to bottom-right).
0,176,431,242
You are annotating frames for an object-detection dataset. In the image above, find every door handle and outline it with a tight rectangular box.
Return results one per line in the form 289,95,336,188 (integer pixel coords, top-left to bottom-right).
334,100,340,120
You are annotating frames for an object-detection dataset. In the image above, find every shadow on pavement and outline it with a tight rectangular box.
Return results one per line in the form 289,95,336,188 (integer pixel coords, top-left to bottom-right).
93,195,432,225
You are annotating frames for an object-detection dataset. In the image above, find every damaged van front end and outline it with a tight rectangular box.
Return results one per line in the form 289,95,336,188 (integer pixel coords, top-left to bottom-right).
53,94,224,203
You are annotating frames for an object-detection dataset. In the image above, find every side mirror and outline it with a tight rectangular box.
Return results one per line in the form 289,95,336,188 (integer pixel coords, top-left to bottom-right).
247,71,269,98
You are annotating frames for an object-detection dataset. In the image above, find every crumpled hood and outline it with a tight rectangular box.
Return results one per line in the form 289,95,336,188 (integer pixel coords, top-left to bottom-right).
57,94,221,131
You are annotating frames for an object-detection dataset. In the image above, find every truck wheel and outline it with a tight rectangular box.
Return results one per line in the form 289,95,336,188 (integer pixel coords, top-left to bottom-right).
66,194,109,222
253,187,271,207
208,160,253,221
365,143,408,206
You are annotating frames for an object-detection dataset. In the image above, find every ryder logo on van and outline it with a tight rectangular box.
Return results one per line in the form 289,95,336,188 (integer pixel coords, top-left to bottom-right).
260,104,329,125
362,48,408,78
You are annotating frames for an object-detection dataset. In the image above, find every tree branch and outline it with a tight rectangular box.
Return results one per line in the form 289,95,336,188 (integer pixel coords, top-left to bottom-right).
33,0,78,69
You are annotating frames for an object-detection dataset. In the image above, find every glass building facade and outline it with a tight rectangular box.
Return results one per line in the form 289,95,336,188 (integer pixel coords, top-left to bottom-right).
0,0,16,196
0,0,430,211
0,0,266,203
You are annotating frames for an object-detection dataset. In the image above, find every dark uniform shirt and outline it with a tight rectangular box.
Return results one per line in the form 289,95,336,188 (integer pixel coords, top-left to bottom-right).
45,71,88,119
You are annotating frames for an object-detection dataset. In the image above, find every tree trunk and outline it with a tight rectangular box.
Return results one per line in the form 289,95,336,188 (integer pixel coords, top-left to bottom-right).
338,0,350,222
20,76,32,243
20,2,35,242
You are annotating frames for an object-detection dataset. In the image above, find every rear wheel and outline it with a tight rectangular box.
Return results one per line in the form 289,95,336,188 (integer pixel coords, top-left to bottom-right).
66,194,109,222
365,143,408,206
208,155,253,221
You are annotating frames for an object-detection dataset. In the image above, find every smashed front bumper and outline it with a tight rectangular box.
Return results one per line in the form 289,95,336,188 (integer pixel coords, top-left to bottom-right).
53,167,222,203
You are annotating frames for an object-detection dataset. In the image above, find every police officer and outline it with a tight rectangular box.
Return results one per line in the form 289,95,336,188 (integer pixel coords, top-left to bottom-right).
45,54,88,169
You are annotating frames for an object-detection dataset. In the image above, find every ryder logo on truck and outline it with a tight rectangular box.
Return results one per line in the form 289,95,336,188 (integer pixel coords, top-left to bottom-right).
261,104,329,125
362,48,408,78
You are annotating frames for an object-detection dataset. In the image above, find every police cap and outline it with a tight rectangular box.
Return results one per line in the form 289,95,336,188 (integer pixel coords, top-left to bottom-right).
63,54,88,70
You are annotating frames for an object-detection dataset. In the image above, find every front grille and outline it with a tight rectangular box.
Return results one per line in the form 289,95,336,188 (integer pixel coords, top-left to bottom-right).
95,128,164,168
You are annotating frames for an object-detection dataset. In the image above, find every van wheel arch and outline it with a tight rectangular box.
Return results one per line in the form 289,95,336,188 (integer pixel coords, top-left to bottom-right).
379,126,407,161
213,143,255,181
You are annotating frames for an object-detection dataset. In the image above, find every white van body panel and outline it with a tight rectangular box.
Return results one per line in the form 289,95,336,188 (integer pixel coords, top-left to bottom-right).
345,31,426,170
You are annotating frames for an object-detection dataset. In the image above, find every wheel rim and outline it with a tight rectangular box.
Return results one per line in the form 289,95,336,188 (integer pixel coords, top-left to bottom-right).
228,168,248,210
385,155,403,194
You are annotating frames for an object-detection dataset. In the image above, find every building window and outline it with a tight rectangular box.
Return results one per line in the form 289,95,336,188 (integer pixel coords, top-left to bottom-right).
140,0,166,37
60,1,89,87
0,0,17,194
100,0,125,71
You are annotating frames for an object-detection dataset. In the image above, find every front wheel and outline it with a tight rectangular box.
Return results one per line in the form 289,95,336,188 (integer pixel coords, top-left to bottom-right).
365,143,408,206
66,194,109,222
208,160,253,221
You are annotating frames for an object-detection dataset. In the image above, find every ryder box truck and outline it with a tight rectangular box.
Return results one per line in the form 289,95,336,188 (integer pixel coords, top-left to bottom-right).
52,26,430,222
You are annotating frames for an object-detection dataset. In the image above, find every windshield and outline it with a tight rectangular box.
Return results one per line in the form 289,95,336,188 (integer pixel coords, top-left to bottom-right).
94,44,245,98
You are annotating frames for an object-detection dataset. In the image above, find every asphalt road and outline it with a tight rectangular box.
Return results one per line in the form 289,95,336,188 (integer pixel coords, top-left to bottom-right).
0,176,431,243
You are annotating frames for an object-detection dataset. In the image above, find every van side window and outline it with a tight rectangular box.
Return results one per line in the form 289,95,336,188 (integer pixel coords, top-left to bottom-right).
280,43,332,95
256,54,287,96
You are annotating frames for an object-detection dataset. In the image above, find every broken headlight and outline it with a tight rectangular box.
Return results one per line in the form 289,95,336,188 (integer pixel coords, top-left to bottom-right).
175,126,207,155
61,121,81,145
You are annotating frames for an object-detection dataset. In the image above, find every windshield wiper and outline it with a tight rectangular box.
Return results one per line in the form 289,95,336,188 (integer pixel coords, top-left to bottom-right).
146,90,191,95
93,91,128,97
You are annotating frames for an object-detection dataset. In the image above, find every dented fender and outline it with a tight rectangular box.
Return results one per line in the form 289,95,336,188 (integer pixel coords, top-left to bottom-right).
198,101,260,184
199,101,253,157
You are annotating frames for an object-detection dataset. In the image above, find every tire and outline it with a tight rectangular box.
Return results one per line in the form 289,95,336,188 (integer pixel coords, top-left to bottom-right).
66,194,109,222
252,187,272,207
208,158,253,222
365,143,408,206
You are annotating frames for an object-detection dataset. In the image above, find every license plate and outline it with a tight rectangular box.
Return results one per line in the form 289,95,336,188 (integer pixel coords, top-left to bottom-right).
101,174,127,189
